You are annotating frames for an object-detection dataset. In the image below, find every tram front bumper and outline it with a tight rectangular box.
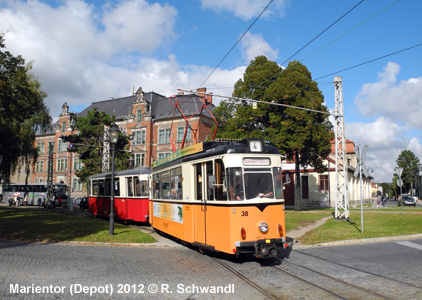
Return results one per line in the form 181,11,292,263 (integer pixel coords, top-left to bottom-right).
235,238,287,258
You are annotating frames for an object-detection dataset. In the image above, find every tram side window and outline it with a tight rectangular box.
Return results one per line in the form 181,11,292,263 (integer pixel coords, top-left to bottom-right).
105,179,111,196
92,180,98,196
113,178,120,196
273,167,283,200
214,159,227,200
127,177,134,197
170,167,182,200
98,179,105,196
206,161,214,200
134,177,149,197
161,171,170,199
227,168,244,201
195,164,202,200
153,174,160,198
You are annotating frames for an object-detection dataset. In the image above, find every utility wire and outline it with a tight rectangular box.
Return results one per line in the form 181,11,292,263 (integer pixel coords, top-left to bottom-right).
280,0,365,66
239,0,367,94
314,43,422,81
199,0,274,88
300,0,401,62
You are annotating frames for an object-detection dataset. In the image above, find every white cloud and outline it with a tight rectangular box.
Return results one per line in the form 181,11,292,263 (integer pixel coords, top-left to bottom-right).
200,0,288,20
354,62,422,129
0,0,248,118
102,0,177,54
346,116,422,183
0,0,178,117
240,32,278,63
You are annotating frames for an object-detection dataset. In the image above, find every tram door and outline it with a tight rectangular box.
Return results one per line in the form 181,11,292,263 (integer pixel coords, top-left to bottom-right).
194,161,213,245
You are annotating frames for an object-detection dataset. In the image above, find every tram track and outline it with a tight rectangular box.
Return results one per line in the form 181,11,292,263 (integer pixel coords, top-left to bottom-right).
272,260,394,300
294,250,422,290
210,251,420,300
209,257,279,300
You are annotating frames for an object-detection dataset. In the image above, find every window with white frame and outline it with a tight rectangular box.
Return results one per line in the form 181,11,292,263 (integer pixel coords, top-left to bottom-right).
37,142,45,154
35,160,44,173
134,153,146,168
136,110,142,121
158,128,171,144
58,139,68,152
72,179,83,192
177,127,192,142
132,130,146,145
73,158,82,171
57,158,68,171
158,152,172,160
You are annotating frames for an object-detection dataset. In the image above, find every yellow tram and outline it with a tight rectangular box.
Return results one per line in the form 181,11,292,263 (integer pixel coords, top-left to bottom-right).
149,138,287,258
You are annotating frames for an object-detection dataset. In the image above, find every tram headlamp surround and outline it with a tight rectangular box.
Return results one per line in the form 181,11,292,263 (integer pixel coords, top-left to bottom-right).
259,222,269,234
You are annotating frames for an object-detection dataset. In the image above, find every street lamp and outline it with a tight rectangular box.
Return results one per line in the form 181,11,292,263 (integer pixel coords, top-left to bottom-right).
109,123,120,235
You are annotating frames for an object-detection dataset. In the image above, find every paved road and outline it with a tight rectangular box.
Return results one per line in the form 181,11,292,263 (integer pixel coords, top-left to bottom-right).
1,237,422,300
0,240,264,300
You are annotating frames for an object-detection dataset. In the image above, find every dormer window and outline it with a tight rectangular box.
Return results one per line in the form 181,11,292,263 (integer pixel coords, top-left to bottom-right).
136,109,142,121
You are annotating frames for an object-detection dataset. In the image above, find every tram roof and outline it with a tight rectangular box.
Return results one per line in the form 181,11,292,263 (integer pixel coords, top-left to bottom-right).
88,167,151,180
153,139,280,171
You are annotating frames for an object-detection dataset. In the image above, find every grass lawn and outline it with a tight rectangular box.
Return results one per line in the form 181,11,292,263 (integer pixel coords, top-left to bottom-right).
0,206,156,244
2,206,421,246
285,210,332,231
299,211,422,245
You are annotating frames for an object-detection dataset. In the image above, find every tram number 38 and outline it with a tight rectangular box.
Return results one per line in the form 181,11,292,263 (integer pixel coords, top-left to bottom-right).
241,211,249,217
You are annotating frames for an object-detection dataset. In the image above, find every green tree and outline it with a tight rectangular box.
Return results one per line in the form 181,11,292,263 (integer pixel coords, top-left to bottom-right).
215,57,333,210
395,150,419,195
0,36,51,184
63,108,131,183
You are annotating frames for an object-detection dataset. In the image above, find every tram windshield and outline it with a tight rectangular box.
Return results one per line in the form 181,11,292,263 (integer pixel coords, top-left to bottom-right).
244,171,274,199
227,167,283,201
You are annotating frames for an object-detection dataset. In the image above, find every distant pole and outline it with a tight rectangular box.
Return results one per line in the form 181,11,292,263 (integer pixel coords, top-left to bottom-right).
359,159,364,233
354,145,369,233
395,167,403,214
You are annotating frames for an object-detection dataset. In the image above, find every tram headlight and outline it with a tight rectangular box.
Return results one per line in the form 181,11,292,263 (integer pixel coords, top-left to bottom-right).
259,222,269,234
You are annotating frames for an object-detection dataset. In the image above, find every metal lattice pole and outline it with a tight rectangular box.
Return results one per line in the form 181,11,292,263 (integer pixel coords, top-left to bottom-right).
47,142,54,207
102,125,110,173
334,76,349,219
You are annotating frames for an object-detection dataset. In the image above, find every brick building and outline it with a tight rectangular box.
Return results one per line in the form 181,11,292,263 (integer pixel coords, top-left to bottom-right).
31,87,216,198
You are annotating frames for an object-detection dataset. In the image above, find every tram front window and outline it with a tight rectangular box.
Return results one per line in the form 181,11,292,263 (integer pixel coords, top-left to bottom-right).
227,168,244,200
244,172,274,199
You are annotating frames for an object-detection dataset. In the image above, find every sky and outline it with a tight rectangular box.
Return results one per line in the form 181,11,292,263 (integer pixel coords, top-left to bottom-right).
1,0,421,183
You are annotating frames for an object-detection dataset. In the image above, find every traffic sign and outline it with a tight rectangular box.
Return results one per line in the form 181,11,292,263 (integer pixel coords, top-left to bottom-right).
397,178,403,187
395,167,403,177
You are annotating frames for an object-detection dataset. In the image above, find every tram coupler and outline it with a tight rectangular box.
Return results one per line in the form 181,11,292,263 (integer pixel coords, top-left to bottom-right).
236,238,286,258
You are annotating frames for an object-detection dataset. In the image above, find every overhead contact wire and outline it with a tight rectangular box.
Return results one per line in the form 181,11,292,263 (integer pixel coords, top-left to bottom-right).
199,0,274,88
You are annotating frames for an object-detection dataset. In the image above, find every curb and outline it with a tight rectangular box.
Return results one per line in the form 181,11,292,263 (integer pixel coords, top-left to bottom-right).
292,233,422,249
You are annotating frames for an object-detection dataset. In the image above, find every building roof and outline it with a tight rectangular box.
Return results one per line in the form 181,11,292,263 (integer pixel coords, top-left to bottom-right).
77,91,215,122
330,139,355,154
154,94,215,121
77,91,164,120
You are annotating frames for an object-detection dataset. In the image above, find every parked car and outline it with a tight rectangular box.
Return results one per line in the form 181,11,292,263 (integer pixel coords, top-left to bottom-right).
398,195,416,206
75,197,89,211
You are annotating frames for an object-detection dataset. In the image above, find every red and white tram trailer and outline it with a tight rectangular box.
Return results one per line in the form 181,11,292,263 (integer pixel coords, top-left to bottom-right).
88,167,151,223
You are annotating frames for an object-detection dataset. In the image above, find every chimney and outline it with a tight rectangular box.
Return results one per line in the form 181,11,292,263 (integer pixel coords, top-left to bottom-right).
196,87,212,105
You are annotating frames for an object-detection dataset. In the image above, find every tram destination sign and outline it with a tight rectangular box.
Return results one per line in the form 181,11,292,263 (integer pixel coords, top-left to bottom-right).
243,158,271,166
